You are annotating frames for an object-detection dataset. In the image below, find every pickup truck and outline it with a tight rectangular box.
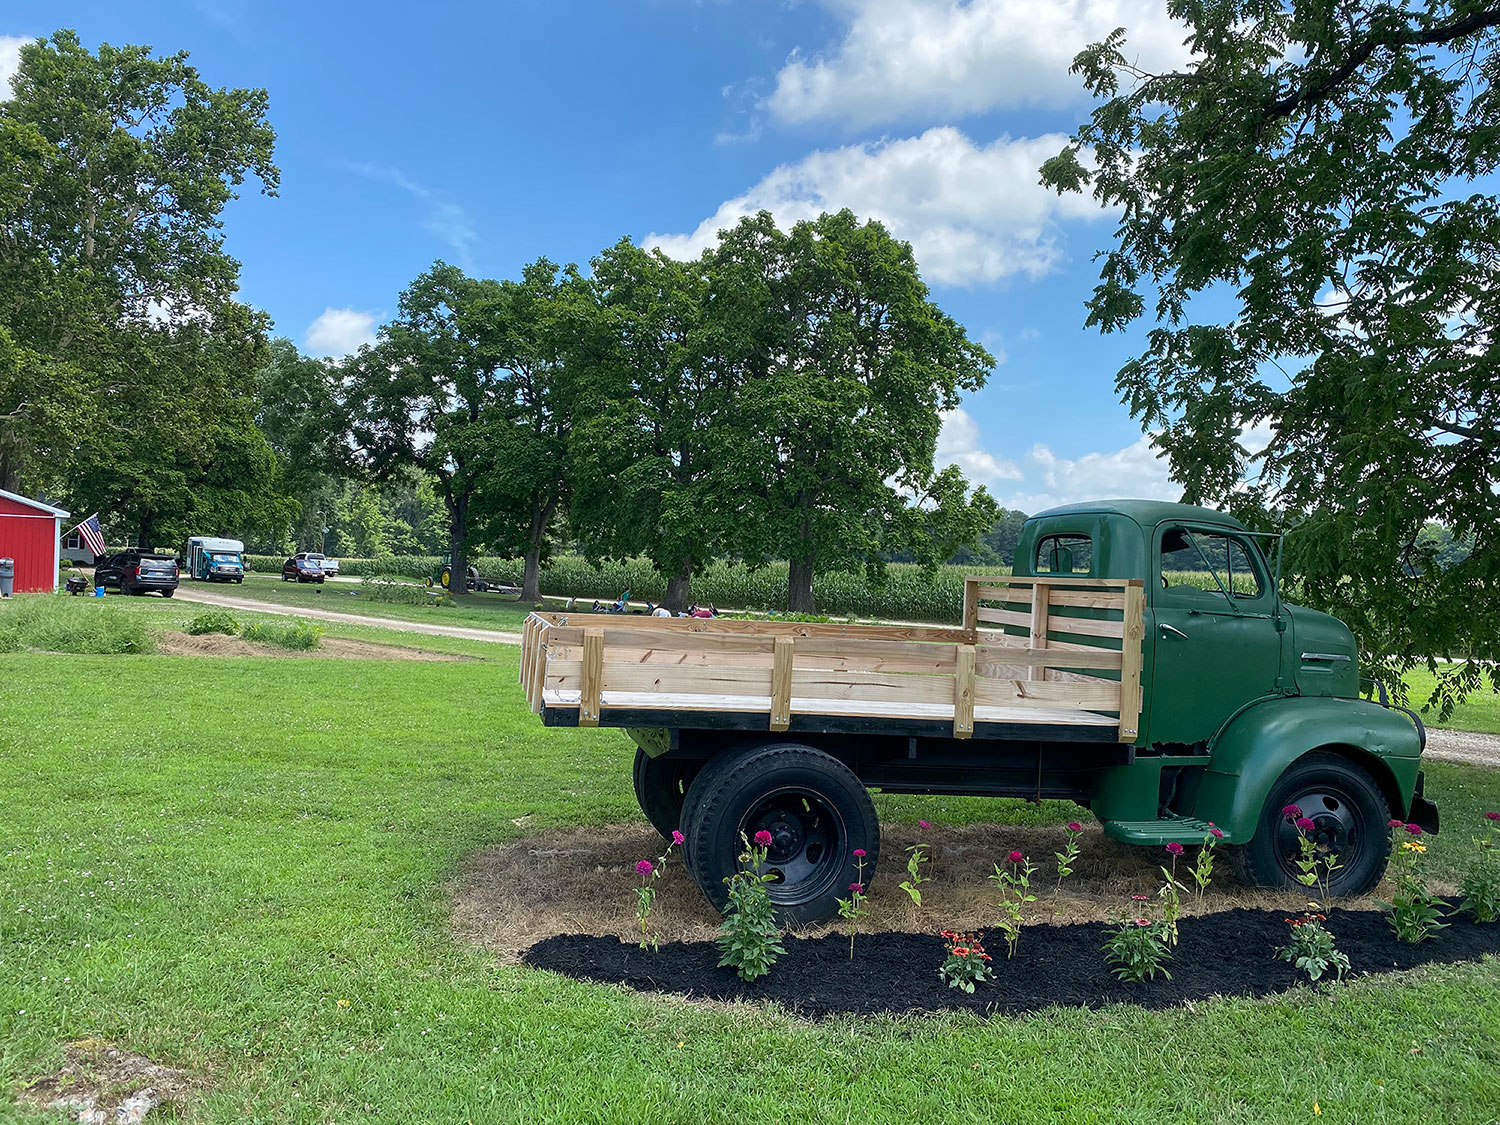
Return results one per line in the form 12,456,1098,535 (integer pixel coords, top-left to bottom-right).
519,500,1438,924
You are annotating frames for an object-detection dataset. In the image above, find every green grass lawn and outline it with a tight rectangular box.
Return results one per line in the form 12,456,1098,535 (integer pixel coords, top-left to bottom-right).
1405,666,1500,736
2,611,1500,1121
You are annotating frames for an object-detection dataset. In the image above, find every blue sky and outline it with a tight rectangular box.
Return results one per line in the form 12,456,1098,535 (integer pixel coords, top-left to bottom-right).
3,1,1204,513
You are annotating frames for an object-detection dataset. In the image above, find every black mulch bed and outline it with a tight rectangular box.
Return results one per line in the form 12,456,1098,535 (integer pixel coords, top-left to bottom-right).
523,909,1500,1018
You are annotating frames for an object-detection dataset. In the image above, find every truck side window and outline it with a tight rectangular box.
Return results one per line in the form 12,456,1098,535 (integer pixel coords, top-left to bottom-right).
1160,528,1265,599
1034,534,1092,575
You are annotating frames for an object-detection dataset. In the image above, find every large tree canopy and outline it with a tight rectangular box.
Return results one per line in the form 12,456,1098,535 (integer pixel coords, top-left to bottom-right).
0,29,282,544
1041,0,1500,709
707,210,997,612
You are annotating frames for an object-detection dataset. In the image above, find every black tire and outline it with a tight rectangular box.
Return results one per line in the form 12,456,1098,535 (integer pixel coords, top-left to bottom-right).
632,749,701,840
682,742,879,927
1233,750,1392,897
160,589,174,598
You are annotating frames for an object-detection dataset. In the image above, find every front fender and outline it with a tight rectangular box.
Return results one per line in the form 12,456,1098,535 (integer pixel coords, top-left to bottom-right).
1191,696,1423,842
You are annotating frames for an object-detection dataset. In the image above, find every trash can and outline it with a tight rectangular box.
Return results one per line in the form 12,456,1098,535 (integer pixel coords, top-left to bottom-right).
0,557,13,598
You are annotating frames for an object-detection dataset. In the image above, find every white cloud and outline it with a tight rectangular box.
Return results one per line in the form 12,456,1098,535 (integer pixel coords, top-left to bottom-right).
1005,435,1180,512
646,127,1109,286
1,35,27,98
768,0,1191,129
339,161,477,267
938,408,1021,485
306,307,378,357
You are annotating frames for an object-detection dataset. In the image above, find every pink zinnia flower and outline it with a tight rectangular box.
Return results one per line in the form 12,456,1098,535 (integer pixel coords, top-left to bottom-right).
1209,827,1224,839
1008,850,1024,863
1295,817,1317,832
918,820,931,830
671,830,685,846
753,830,773,847
1067,821,1083,833
852,848,866,857
1405,823,1423,836
1165,842,1184,856
1281,804,1302,818
1131,894,1150,902
1388,819,1405,828
1486,812,1500,821
635,859,654,876
1135,918,1152,927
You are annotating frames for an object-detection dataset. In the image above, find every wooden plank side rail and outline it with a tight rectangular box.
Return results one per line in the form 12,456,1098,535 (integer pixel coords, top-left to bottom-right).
524,578,1146,742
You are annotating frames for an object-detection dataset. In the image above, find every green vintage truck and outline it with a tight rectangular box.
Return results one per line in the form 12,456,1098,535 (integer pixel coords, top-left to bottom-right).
520,500,1437,924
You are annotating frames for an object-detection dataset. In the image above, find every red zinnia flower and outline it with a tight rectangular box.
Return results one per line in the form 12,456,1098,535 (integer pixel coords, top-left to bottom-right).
753,830,774,846
1008,850,1024,863
1486,812,1500,821
853,848,867,857
1209,827,1224,839
635,859,654,876
1165,842,1184,856
919,820,931,830
1388,819,1405,828
1405,823,1423,836
849,882,864,894
671,830,685,846
1295,816,1317,832
1281,804,1303,818
1067,821,1083,832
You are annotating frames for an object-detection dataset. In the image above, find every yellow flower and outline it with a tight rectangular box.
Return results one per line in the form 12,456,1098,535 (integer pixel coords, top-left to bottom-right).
1402,841,1426,853
336,999,351,1008
1313,1102,1321,1116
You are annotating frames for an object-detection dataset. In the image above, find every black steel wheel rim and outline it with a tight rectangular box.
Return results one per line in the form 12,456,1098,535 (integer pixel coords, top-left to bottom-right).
740,785,847,906
1274,783,1365,890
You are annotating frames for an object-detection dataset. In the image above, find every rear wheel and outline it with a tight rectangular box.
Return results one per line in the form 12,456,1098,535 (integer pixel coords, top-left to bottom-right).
1233,751,1392,897
632,749,700,840
160,589,174,598
682,742,878,926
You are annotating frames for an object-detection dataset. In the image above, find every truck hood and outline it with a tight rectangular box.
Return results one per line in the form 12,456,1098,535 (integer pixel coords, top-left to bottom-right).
1285,603,1359,698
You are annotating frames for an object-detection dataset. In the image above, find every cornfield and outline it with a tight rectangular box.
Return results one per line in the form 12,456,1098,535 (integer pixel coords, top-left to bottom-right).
243,553,1234,624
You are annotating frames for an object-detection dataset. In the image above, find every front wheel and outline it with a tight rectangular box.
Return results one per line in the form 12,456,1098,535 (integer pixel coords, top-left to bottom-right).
682,742,878,927
1233,751,1392,897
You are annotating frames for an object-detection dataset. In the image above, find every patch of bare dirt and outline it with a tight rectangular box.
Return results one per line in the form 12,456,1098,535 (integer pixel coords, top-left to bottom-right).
158,630,465,661
452,821,1341,961
20,1038,197,1123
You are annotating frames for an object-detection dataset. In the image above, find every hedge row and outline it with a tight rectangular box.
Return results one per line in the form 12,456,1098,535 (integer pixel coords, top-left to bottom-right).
242,553,1229,622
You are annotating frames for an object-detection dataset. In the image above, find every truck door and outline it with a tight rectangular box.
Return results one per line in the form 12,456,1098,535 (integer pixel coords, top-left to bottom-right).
1147,524,1283,746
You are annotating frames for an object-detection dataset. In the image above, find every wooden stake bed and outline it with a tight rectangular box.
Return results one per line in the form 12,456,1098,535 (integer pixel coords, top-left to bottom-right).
519,577,1146,742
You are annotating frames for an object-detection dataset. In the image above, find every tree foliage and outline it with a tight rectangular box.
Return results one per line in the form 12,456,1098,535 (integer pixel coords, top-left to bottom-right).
1041,1,1500,709
705,210,997,611
0,29,283,544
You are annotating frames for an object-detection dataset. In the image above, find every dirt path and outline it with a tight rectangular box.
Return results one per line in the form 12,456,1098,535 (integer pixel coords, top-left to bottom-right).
167,585,523,645
1425,727,1500,768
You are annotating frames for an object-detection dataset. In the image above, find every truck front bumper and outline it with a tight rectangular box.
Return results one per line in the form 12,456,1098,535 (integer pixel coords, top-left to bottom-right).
1407,770,1439,834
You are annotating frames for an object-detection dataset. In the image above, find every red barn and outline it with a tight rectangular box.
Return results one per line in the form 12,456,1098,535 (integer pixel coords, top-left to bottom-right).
0,489,69,593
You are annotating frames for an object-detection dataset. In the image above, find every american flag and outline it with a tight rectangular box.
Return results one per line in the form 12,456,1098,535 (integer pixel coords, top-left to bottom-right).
73,514,106,558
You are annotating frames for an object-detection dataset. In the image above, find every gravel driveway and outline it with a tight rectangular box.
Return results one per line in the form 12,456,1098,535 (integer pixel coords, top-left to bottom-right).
167,584,522,645
1425,727,1500,769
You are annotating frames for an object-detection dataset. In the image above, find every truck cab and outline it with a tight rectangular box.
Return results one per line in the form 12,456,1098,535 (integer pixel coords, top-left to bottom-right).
1013,501,1435,889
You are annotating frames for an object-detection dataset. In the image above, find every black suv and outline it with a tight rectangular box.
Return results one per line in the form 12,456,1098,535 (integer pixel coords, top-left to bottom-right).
94,551,179,597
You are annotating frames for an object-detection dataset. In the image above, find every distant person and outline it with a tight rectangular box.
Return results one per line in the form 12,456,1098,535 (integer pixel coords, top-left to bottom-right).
590,600,602,613
651,605,671,617
564,596,577,611
690,604,714,619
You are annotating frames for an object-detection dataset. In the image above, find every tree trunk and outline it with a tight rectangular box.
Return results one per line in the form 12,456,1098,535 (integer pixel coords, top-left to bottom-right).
664,555,693,613
448,494,468,594
521,493,560,604
521,542,543,604
787,555,816,614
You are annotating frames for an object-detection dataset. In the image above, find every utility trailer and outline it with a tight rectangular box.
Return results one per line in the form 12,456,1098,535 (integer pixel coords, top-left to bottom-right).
519,500,1437,924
